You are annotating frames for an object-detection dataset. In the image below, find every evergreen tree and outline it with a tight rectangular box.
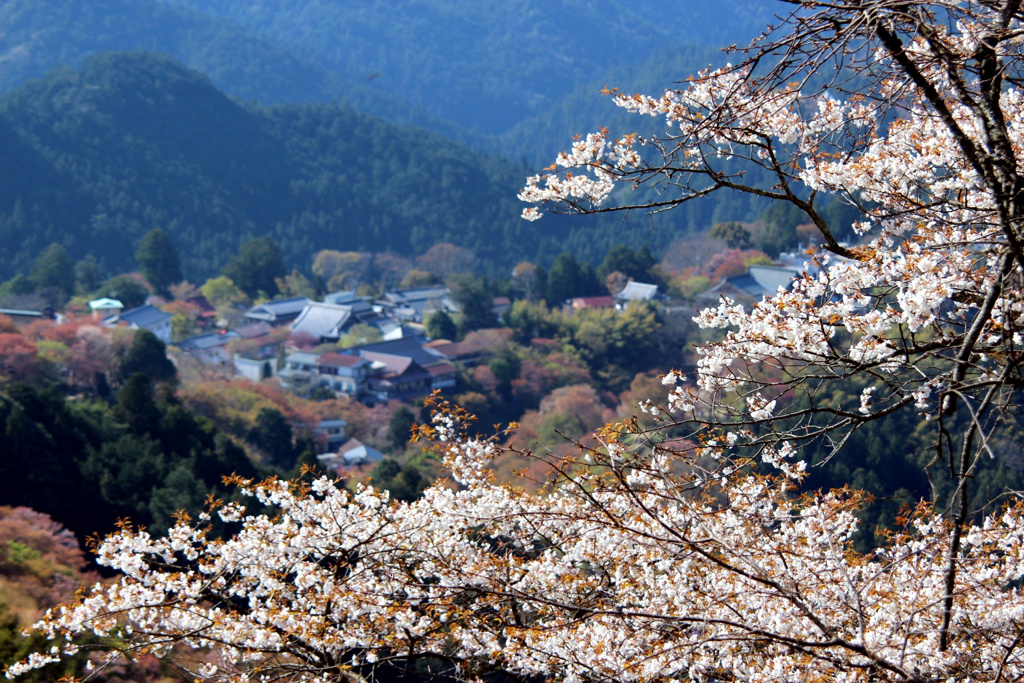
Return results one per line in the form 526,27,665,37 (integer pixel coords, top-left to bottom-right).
28,244,74,297
368,458,426,503
387,406,417,452
74,255,104,293
135,228,182,295
448,275,495,336
116,373,162,437
709,222,753,249
545,252,600,304
99,274,149,309
116,330,176,385
223,238,286,299
425,309,457,341
597,243,657,281
249,407,295,470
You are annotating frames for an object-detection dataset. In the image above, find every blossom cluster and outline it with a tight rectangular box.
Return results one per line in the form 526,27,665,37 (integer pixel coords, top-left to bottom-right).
14,421,1024,682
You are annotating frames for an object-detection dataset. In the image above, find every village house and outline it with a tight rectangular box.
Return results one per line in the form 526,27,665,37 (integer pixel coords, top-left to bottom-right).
613,281,660,310
177,329,240,365
695,264,804,309
103,303,173,343
278,351,321,394
245,297,313,326
316,352,371,396
88,297,124,320
377,287,459,323
361,351,434,403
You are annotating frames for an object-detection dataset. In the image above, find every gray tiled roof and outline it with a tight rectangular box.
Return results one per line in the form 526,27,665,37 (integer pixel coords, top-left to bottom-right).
615,281,659,301
350,336,443,367
290,302,355,340
246,297,313,322
112,304,173,328
747,265,802,294
179,330,240,351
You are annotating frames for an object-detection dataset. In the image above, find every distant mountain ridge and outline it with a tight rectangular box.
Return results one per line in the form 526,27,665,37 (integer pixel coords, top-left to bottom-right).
0,52,643,282
0,0,780,145
158,0,779,136
0,0,489,147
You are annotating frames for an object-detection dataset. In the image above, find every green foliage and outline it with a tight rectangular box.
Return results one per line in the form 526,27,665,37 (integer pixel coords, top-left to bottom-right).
368,458,426,503
669,273,712,300
248,407,295,470
274,270,317,299
709,222,752,249
755,222,798,258
0,275,33,297
338,324,383,349
504,300,560,344
425,309,457,341
3,541,40,567
597,243,657,282
28,244,74,298
448,275,496,337
135,228,182,294
116,373,161,435
74,255,104,293
97,274,149,309
0,382,262,542
545,252,602,305
387,406,417,452
116,329,176,385
0,601,78,682
148,463,208,531
223,237,285,299
200,276,248,308
783,374,1024,552
161,0,774,137
0,51,659,282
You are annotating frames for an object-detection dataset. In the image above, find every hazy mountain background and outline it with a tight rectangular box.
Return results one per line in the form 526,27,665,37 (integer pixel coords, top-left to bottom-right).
0,0,782,280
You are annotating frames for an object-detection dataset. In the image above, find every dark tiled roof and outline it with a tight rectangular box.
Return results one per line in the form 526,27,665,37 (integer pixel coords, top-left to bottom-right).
115,304,172,327
350,336,443,367
247,297,313,321
179,330,239,351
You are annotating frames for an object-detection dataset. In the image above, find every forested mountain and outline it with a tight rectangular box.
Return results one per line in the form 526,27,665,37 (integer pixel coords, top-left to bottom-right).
158,0,778,136
0,0,487,146
0,52,676,282
501,43,729,163
0,0,324,103
0,0,777,142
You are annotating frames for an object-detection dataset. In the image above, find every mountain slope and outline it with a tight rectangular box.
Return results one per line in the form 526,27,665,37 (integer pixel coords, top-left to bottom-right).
157,0,780,136
0,52,636,281
0,0,487,146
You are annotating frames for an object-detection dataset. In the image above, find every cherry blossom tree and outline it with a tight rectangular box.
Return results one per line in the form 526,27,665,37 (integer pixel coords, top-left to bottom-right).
14,2,1024,682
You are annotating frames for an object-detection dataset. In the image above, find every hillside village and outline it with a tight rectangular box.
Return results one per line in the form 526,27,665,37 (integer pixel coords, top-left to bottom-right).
1,238,819,480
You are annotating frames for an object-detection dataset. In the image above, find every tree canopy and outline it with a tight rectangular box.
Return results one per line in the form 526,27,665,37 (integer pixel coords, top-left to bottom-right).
222,237,286,299
135,228,182,294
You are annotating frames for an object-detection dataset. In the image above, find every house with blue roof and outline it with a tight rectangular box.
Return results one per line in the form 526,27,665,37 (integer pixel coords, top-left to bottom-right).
103,304,173,343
